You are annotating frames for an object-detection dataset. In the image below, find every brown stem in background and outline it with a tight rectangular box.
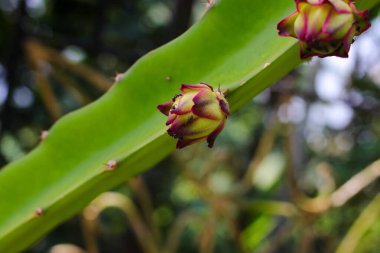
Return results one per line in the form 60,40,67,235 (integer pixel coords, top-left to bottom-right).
23,39,113,121
283,123,380,252
50,68,92,106
335,193,380,253
24,41,62,120
49,53,112,92
284,124,318,253
331,160,380,207
287,156,380,214
129,176,162,244
199,216,216,253
283,124,303,201
82,192,159,253
81,210,99,253
25,39,112,92
163,211,202,253
238,114,279,192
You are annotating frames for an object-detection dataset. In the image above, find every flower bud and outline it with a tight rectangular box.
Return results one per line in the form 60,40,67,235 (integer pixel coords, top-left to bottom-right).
157,83,230,149
277,0,370,59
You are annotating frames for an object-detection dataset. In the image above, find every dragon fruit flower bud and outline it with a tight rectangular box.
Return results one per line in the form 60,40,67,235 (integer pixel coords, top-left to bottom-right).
278,0,371,59
157,83,230,149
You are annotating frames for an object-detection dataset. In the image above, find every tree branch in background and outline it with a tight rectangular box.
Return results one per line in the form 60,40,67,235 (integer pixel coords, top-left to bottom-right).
331,160,380,207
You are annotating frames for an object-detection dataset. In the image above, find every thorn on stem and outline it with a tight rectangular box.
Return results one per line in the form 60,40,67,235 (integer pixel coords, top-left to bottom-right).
206,0,215,8
106,160,117,171
40,131,49,141
114,73,124,83
263,62,271,68
35,208,43,217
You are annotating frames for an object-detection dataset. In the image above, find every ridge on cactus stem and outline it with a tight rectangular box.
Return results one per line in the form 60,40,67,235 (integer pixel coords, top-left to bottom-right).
157,83,230,149
277,0,371,59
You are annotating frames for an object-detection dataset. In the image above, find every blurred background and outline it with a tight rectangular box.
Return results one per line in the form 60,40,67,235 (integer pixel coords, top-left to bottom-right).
1,0,380,252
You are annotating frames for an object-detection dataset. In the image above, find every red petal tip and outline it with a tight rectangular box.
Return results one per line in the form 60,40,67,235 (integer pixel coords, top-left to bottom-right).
157,100,173,116
180,83,211,93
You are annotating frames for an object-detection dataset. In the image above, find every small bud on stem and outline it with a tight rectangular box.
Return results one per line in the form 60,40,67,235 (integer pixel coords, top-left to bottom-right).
157,83,230,149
